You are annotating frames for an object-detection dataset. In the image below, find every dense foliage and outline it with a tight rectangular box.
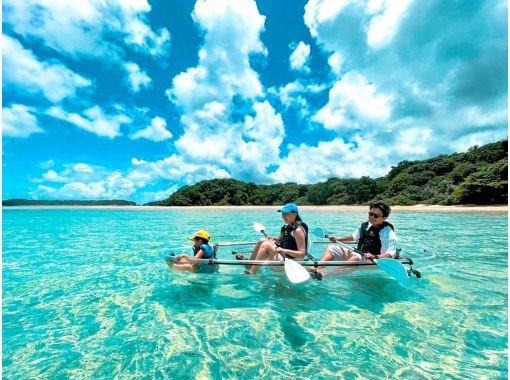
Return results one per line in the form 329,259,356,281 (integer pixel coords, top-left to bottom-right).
2,199,137,206
148,140,507,206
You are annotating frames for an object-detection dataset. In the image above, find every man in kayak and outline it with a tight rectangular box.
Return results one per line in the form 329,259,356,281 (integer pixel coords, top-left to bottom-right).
171,230,215,272
238,203,308,275
312,202,398,281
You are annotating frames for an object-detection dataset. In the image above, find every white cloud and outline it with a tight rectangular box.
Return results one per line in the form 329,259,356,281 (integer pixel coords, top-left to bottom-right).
173,100,284,182
365,0,414,49
394,127,432,155
304,0,507,169
130,116,173,142
3,104,43,137
35,162,100,184
327,52,344,75
234,101,285,180
269,80,326,119
47,105,131,138
3,35,92,102
289,41,311,72
304,0,353,38
3,0,170,59
36,169,137,200
312,71,392,130
127,154,231,188
124,62,152,92
42,170,67,182
162,0,289,183
272,136,391,183
168,0,266,112
73,163,94,173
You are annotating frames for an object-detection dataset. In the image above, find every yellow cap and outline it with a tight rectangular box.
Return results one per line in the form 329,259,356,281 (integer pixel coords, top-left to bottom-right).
190,229,211,241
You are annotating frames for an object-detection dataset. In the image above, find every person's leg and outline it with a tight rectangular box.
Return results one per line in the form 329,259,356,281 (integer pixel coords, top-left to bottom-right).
247,240,275,274
316,246,355,275
249,239,265,259
172,262,194,271
237,239,265,260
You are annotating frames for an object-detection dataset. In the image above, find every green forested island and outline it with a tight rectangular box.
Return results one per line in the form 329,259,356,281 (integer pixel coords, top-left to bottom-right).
148,140,507,206
2,199,137,206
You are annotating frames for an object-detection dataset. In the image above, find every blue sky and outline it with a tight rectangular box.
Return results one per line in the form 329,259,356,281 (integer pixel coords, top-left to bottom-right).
3,0,508,204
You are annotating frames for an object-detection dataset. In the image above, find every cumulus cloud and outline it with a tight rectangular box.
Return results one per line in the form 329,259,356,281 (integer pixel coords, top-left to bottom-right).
35,162,100,184
269,80,326,120
272,135,392,183
41,170,67,182
3,35,92,103
365,0,414,49
3,0,170,59
3,104,43,138
130,116,173,142
164,0,286,183
298,0,507,183
312,71,392,131
289,41,311,72
35,163,139,200
37,172,137,200
327,52,344,75
47,105,132,138
127,154,231,189
73,163,94,173
168,0,266,111
124,62,152,92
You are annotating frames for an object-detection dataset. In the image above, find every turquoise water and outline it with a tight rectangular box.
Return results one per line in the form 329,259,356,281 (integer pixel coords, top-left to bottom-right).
3,208,508,379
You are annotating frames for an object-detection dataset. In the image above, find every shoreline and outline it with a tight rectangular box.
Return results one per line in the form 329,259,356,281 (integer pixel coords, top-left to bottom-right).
3,204,508,213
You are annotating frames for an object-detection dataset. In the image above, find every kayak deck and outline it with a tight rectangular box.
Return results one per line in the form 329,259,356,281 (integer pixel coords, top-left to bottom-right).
164,255,414,267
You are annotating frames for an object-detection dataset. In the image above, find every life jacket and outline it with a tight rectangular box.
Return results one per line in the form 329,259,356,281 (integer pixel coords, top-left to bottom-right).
277,221,309,253
193,243,214,259
356,221,394,254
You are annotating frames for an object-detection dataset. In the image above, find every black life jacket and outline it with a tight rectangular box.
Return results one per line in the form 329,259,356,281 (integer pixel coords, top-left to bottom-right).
277,221,309,253
357,221,394,254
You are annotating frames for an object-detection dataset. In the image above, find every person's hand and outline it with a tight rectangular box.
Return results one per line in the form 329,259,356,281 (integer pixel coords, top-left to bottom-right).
364,253,378,261
275,247,286,257
328,236,337,243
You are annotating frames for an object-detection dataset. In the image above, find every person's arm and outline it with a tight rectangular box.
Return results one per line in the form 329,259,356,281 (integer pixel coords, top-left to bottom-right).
276,228,306,259
329,233,356,243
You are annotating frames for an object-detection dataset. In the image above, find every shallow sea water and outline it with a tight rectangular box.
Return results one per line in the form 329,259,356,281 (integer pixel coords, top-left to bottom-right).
2,208,508,379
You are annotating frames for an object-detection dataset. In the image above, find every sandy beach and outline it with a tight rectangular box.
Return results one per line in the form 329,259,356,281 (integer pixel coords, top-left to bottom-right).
5,204,508,213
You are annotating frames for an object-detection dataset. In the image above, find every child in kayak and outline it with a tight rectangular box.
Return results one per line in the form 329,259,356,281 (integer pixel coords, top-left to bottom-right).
171,229,216,272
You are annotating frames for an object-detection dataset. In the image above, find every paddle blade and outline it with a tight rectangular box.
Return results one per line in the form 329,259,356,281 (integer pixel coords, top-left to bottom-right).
253,222,265,233
375,258,410,286
312,227,326,239
284,258,310,284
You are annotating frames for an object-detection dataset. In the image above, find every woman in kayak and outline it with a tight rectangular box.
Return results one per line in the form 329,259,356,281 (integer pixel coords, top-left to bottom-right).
171,229,215,272
239,203,308,275
312,202,398,281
